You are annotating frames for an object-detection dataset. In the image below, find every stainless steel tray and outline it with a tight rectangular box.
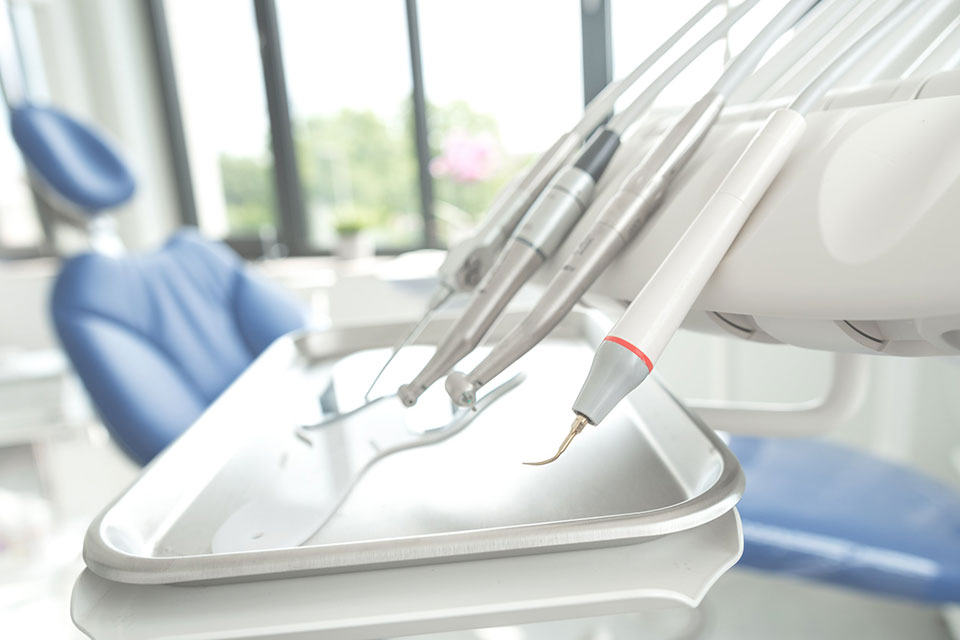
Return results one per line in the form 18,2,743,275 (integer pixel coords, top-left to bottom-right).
82,309,744,584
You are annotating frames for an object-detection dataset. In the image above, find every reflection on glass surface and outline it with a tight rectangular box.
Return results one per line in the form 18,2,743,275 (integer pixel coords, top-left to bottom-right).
418,0,583,245
276,0,422,251
165,0,277,238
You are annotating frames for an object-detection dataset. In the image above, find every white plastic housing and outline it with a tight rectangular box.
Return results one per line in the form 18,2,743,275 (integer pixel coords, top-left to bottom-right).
534,72,960,356
610,109,807,365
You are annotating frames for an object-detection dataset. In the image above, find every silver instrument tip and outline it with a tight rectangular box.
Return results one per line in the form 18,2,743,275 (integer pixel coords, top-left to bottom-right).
397,383,420,407
445,372,478,407
524,414,590,466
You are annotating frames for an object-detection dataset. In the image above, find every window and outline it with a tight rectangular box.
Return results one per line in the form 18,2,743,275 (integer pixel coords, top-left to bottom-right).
276,0,422,251
418,0,583,245
152,0,612,256
164,0,278,240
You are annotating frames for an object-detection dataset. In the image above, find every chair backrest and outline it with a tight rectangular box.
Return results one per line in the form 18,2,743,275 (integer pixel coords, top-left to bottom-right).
10,103,135,212
731,435,960,602
51,230,308,464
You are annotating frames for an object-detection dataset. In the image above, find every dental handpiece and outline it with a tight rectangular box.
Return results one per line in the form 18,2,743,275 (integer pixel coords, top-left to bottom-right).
533,0,934,465
430,0,728,299
445,0,820,409
364,129,582,401
364,1,729,401
395,0,759,408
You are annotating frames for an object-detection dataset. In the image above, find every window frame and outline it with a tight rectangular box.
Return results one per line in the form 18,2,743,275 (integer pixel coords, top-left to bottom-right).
148,0,612,258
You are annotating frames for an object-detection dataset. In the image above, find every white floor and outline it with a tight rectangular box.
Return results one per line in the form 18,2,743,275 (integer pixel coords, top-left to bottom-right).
0,428,138,639
0,426,953,639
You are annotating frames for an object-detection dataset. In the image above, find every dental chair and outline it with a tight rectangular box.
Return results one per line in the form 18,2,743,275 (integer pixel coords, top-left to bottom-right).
730,435,960,603
50,230,308,465
9,103,135,254
8,101,308,465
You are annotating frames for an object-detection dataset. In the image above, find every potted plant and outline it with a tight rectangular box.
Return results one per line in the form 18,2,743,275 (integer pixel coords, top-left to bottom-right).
333,205,377,260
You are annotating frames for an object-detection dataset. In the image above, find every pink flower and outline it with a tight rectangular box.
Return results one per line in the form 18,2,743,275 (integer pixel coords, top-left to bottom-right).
430,130,499,182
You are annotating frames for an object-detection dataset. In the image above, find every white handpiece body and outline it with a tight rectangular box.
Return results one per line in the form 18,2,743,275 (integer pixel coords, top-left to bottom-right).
573,109,807,425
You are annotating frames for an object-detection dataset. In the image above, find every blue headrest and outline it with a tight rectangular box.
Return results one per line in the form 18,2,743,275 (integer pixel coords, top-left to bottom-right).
10,103,135,212
51,230,308,464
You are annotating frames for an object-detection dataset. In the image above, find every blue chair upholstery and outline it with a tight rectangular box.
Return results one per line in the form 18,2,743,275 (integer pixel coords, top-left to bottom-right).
51,230,308,465
731,436,960,603
10,103,135,212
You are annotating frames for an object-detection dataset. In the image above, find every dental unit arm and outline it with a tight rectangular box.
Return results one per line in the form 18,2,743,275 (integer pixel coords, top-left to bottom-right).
364,125,578,399
396,0,761,407
444,0,820,409
365,0,729,399
531,0,945,464
417,0,729,302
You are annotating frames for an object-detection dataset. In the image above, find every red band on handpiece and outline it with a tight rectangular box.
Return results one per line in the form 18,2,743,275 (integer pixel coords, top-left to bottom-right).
603,335,654,372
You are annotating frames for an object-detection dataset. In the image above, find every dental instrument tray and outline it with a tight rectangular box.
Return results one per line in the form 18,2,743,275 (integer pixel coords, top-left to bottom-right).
81,309,743,585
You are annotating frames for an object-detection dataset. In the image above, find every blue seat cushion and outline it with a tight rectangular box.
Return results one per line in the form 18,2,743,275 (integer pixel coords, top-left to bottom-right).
51,230,308,464
10,103,135,212
731,436,960,603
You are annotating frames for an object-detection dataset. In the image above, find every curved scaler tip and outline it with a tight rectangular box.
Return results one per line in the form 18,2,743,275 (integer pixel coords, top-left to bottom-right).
524,414,590,466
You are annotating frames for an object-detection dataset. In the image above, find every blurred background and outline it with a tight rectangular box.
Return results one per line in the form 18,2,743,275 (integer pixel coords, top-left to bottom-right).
1,0,758,259
0,0,958,638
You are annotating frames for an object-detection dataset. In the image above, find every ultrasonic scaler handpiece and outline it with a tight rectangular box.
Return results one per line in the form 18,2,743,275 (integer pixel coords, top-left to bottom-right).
524,414,590,466
560,0,935,456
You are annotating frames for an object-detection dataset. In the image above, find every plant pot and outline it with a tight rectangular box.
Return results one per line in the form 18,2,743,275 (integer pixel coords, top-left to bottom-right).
335,230,375,260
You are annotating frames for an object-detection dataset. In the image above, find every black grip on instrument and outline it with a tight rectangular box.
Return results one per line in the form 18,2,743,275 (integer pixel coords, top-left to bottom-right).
573,129,620,180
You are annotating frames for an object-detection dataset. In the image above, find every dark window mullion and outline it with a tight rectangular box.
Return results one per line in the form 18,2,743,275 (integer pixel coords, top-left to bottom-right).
253,0,308,255
581,0,613,105
146,0,199,227
404,0,437,249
